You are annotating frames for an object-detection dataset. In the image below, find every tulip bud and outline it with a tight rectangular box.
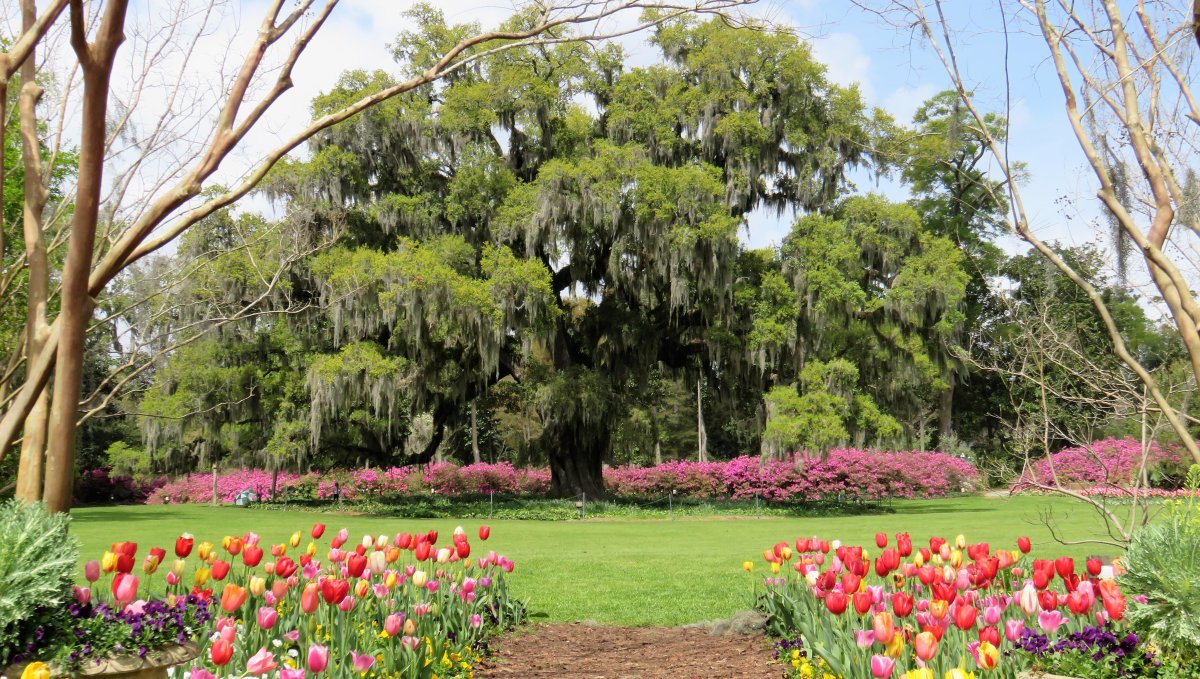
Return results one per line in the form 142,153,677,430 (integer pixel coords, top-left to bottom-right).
249,576,266,597
412,570,427,587
290,531,302,548
84,560,100,582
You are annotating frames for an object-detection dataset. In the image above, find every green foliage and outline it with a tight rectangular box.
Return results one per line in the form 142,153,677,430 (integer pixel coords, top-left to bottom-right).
0,500,78,666
1120,465,1200,659
105,441,150,478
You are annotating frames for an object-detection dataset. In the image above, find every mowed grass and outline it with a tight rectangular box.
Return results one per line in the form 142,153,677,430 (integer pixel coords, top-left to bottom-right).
69,495,1130,626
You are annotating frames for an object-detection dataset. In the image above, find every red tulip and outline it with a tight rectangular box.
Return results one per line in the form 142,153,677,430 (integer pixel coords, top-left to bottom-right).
1039,590,1059,611
1055,556,1074,579
841,573,861,594
825,590,849,615
1066,590,1090,615
978,625,1000,646
275,557,297,579
113,541,138,557
398,533,412,549
426,530,438,544
347,553,367,578
1033,570,1050,590
892,592,914,618
456,540,470,559
1017,536,1032,553
212,560,230,581
1086,558,1103,576
896,533,912,557
220,583,247,612
149,546,166,564
175,534,194,558
954,603,978,630
875,532,888,548
210,638,233,666
414,541,431,562
929,536,946,552
479,525,490,541
242,544,264,567
853,590,874,615
311,523,326,539
819,540,830,553
319,578,349,605
116,552,135,574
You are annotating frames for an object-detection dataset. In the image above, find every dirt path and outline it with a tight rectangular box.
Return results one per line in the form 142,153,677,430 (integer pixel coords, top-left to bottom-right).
476,623,782,678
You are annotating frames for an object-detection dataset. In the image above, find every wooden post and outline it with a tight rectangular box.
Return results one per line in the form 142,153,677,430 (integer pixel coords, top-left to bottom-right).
211,464,217,506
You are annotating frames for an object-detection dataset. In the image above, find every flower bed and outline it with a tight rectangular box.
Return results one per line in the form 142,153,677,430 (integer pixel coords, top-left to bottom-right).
55,523,523,679
749,532,1171,678
147,450,979,506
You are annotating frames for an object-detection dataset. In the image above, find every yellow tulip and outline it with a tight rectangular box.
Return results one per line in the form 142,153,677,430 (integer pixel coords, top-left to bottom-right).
770,561,781,574
946,670,976,679
954,534,966,549
742,561,754,573
306,541,318,557
100,551,118,573
21,661,50,679
171,559,187,577
355,579,370,598
903,670,934,679
950,549,963,568
249,576,266,597
197,541,214,561
976,641,1000,670
885,631,904,658
412,570,427,587
914,552,925,567
384,572,397,589
290,531,302,548
194,566,211,586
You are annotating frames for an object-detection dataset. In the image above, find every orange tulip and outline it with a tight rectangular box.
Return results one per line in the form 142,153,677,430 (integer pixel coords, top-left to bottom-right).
220,583,247,613
914,630,938,661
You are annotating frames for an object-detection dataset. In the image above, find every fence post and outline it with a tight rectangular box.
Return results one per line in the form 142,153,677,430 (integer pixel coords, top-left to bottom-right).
668,491,673,521
211,464,218,506
489,491,494,519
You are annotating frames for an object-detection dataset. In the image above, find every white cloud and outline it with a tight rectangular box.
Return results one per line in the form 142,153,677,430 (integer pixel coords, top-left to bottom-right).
882,83,938,124
809,32,873,99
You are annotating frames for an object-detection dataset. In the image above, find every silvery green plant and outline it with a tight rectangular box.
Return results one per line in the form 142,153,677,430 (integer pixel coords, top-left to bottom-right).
0,499,78,666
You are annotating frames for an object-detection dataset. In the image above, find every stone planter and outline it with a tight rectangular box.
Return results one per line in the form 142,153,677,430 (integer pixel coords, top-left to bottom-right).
4,642,198,679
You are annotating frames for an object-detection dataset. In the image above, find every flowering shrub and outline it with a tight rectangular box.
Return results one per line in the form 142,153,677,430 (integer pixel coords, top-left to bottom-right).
1010,437,1186,492
607,450,979,501
752,532,1134,679
145,452,976,506
76,467,166,504
54,522,522,679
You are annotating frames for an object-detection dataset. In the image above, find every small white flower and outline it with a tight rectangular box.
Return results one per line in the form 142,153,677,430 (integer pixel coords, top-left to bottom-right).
287,649,299,658
272,639,283,648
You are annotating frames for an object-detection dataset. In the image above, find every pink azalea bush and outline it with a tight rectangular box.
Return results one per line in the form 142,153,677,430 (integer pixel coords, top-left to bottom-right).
606,449,980,501
1010,437,1186,493
146,450,978,505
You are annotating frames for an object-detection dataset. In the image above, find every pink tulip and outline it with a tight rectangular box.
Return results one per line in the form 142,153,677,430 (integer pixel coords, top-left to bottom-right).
855,630,875,648
338,595,356,612
307,644,329,673
257,607,278,630
280,670,304,679
190,669,215,679
1038,610,1066,634
84,560,100,582
384,613,403,637
870,654,895,678
284,629,300,642
166,572,179,586
112,572,139,604
73,586,91,605
984,605,1002,626
246,648,277,675
470,614,482,628
350,651,375,673
1005,619,1025,642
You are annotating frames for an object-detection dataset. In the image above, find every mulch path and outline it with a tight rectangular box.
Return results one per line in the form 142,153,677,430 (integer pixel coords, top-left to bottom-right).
476,623,782,678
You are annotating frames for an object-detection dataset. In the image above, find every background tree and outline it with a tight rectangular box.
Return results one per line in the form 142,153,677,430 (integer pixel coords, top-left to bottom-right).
0,0,759,511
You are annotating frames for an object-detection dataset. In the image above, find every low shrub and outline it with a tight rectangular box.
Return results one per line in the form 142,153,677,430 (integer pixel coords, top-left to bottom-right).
1011,437,1187,492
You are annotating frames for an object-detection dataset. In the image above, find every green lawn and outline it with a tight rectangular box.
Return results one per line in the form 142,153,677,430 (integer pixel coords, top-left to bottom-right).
69,495,1134,626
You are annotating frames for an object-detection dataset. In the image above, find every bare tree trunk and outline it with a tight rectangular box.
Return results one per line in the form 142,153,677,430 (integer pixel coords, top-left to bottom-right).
937,384,953,441
696,377,708,462
470,401,481,464
15,0,52,503
43,0,128,514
